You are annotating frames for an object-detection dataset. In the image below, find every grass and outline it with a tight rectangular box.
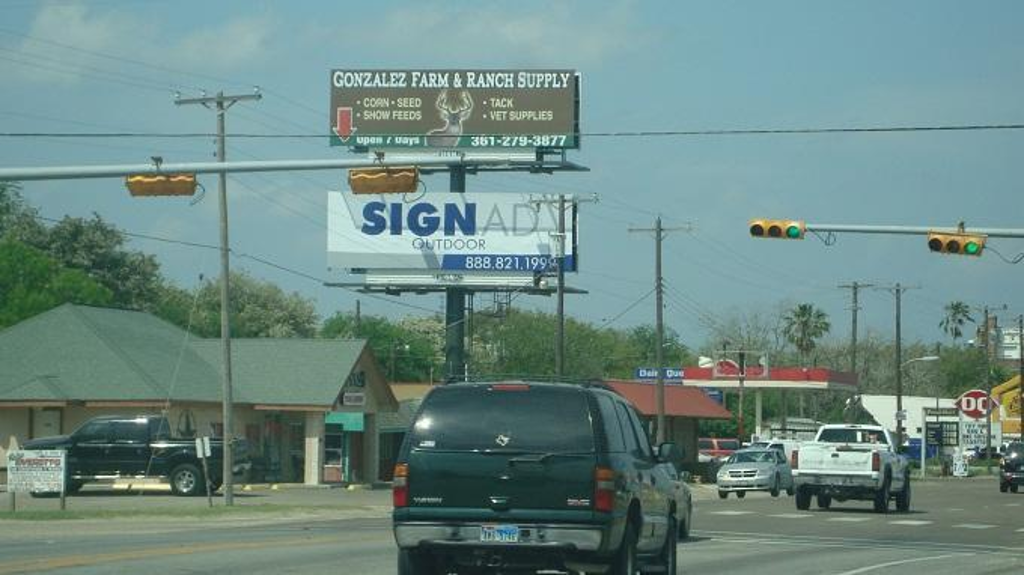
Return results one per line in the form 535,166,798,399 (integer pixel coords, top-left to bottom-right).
0,502,374,521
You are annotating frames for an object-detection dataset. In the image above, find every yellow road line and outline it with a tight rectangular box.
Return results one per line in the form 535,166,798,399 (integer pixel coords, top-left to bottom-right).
0,532,383,574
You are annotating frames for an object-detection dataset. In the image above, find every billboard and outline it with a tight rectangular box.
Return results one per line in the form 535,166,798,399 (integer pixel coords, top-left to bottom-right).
330,69,579,149
327,192,577,273
6,450,65,493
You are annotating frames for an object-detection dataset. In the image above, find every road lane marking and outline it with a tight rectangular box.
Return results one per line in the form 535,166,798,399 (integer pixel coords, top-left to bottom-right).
0,533,378,574
888,520,933,526
1016,528,1024,533
709,510,756,515
953,523,997,530
768,513,812,519
695,530,1024,555
827,517,873,522
830,553,972,575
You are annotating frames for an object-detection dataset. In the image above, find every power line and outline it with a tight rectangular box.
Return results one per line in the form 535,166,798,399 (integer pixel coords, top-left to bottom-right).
5,122,1024,140
596,288,656,330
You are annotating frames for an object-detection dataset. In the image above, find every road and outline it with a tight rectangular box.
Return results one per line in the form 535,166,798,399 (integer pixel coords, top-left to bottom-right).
0,478,1020,574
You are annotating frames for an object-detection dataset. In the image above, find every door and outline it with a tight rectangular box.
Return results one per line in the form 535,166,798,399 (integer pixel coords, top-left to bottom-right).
70,419,114,476
616,401,667,553
30,408,61,439
107,419,151,476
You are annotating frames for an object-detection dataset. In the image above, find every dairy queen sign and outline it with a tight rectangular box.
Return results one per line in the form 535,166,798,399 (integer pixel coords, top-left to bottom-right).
955,389,996,420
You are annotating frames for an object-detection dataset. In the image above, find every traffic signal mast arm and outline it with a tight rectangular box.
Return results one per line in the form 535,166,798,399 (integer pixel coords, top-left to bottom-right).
802,223,1024,239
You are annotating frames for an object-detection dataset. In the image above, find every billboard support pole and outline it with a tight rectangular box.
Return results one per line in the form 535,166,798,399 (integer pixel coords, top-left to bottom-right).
556,194,566,378
445,166,467,382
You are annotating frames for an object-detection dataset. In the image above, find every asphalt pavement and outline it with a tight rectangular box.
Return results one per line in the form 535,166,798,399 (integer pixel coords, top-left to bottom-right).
0,477,1021,574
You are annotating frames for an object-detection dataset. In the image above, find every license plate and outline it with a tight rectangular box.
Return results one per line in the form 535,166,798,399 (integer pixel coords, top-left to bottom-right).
481,524,520,543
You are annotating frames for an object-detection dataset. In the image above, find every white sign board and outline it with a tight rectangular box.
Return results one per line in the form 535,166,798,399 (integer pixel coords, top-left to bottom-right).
952,453,969,477
327,192,578,273
6,450,65,493
343,391,366,407
194,436,212,459
958,418,1000,450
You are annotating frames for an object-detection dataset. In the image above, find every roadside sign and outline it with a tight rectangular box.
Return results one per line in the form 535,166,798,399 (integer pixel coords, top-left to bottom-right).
952,453,968,477
194,436,212,459
955,389,995,419
925,421,959,447
329,69,580,149
704,388,724,404
634,367,684,382
6,450,65,493
923,407,958,418
895,410,907,421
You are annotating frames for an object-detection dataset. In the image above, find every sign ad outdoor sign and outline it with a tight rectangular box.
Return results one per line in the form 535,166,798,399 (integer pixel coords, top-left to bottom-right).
329,69,579,149
327,191,578,273
955,389,995,419
6,449,65,493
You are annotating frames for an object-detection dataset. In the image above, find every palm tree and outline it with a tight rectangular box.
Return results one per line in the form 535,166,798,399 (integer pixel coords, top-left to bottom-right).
782,303,831,366
939,301,974,342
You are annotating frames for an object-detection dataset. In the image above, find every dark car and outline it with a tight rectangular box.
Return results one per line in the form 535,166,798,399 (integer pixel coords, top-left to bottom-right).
999,442,1023,493
22,415,247,496
392,381,686,575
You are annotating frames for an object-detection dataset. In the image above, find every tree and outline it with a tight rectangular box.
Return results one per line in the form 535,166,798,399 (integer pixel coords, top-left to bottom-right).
782,303,831,366
0,239,112,328
322,311,440,382
156,271,319,338
0,182,47,245
939,300,975,342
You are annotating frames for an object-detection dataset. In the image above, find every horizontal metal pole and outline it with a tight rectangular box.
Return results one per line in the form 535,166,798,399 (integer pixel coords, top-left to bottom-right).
0,157,582,182
808,223,1024,239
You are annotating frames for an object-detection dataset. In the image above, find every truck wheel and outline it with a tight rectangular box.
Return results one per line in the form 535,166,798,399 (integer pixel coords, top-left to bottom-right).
817,494,832,510
65,480,84,495
170,463,203,496
736,491,746,499
999,482,1009,493
609,521,638,575
718,490,728,499
397,549,435,575
770,475,780,497
679,504,691,540
873,475,891,513
795,487,811,511
895,473,911,512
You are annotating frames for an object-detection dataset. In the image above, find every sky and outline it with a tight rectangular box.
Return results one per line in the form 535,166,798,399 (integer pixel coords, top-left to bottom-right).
1,0,1023,355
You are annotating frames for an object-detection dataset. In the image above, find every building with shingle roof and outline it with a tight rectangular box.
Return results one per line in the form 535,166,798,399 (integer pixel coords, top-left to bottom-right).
0,304,397,485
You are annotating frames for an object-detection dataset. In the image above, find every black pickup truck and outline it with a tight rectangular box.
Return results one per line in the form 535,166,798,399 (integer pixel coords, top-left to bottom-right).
22,415,248,496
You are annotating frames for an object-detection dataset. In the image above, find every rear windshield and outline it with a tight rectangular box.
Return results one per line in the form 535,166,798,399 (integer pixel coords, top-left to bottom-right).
718,440,740,451
818,428,885,444
408,385,595,453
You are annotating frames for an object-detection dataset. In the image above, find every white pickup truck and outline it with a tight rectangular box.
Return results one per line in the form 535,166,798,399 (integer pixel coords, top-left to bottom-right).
791,424,911,513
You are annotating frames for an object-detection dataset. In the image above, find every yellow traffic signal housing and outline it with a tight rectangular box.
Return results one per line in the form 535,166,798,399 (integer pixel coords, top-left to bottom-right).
749,219,805,240
348,166,419,195
125,173,197,197
927,231,986,256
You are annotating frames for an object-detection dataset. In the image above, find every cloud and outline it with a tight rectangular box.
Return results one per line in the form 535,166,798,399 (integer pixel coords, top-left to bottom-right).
369,1,649,66
171,15,276,72
3,3,147,84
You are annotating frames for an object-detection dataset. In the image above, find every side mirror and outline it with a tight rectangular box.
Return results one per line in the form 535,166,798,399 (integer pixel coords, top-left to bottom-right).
657,442,681,465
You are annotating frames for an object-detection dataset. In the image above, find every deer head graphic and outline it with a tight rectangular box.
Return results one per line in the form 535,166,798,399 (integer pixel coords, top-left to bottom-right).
426,89,473,147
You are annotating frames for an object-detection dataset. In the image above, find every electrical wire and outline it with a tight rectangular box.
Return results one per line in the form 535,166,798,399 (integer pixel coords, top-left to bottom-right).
595,288,655,329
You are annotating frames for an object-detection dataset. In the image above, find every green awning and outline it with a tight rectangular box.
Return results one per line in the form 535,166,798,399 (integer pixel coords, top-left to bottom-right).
325,411,364,431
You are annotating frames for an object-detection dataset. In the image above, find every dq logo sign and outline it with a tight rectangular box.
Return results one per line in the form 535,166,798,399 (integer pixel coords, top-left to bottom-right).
955,389,995,420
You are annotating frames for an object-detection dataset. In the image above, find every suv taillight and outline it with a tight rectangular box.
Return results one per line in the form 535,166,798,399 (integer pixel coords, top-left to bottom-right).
393,463,409,508
871,451,881,472
791,450,799,470
594,467,615,513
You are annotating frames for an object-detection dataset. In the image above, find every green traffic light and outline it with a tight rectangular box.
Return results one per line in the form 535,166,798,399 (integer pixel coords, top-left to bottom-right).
965,241,980,255
786,225,801,239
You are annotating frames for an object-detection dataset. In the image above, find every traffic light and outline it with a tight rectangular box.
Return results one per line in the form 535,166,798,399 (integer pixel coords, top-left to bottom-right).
749,219,805,240
125,173,197,197
348,166,419,195
926,231,986,256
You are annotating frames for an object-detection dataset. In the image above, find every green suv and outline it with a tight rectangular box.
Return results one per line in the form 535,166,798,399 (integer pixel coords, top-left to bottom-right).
392,381,687,574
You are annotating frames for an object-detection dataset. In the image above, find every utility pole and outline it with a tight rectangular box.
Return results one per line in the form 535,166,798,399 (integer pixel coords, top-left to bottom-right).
629,217,690,444
555,194,566,377
176,89,261,506
878,283,917,450
1018,314,1023,440
445,167,467,382
839,281,873,375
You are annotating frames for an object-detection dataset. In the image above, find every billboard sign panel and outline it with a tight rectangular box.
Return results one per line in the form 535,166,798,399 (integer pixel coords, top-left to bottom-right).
6,450,65,493
327,192,577,273
330,69,579,149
